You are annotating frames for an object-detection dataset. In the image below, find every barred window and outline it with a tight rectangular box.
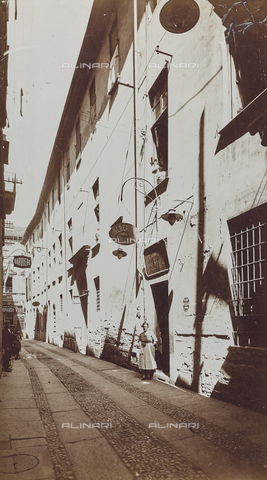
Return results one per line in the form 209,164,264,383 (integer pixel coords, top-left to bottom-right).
228,204,267,347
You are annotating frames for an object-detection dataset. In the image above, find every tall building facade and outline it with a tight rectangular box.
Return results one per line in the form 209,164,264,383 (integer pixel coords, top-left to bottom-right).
22,0,267,412
0,1,17,375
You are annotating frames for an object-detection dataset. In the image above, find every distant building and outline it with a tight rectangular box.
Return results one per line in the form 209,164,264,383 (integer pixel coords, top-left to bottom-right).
22,0,267,413
0,1,17,374
2,223,26,331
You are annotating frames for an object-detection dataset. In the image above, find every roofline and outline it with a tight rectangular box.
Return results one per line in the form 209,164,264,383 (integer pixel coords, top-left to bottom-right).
22,0,115,245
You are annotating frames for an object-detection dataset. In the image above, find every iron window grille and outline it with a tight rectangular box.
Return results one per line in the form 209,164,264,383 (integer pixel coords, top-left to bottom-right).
228,204,267,347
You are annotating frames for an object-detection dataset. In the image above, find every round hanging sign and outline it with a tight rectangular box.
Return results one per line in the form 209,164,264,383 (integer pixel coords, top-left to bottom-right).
109,223,138,245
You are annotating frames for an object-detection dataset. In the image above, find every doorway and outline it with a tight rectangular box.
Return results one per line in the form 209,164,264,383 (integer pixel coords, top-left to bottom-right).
150,280,169,376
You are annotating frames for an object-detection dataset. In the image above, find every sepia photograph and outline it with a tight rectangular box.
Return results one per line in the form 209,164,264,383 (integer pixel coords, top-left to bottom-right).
0,1,267,479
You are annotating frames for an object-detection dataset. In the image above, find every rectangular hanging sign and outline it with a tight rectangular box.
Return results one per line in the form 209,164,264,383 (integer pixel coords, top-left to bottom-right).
144,239,169,278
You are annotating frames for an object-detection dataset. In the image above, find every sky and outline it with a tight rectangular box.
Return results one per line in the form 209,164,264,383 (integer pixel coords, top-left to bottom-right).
5,0,94,228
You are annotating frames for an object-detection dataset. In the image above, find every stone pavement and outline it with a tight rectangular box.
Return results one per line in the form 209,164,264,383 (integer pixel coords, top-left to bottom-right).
0,340,266,480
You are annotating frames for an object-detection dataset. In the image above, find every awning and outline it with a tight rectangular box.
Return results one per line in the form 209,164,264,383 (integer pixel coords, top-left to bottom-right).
215,88,267,154
208,1,267,22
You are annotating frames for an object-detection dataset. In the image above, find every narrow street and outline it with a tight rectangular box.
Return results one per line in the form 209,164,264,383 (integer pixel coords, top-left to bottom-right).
0,340,266,480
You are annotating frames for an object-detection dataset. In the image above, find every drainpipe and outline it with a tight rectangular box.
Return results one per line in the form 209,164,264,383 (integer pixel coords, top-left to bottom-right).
133,0,138,297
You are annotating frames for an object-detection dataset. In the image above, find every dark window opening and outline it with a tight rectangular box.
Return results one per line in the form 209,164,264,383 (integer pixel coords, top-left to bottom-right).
6,276,13,293
228,203,267,347
92,177,99,200
59,234,62,257
94,204,100,223
94,276,100,311
149,68,168,122
69,237,73,255
149,69,168,175
58,172,61,204
151,110,168,174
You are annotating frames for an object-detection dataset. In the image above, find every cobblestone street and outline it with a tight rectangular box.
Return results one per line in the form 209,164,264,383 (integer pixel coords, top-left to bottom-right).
1,340,267,480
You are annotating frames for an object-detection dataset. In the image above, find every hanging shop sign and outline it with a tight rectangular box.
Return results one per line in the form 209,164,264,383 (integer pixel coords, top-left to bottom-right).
32,301,40,307
2,305,24,314
13,255,31,269
144,239,170,278
2,305,16,313
109,222,138,245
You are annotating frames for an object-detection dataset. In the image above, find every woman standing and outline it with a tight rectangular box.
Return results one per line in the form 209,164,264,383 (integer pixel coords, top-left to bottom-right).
139,320,157,380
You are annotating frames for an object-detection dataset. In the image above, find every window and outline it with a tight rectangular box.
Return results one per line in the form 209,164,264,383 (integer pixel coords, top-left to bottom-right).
92,178,99,200
69,236,73,255
94,204,100,222
76,119,81,158
6,276,13,293
149,68,168,175
228,204,267,347
59,234,62,258
93,178,100,223
94,276,100,311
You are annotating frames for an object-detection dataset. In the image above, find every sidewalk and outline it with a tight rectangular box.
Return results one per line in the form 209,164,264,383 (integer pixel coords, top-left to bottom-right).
0,340,267,480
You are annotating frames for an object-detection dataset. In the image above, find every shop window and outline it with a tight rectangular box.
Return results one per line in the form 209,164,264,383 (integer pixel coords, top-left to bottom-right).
228,204,267,347
149,68,168,174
